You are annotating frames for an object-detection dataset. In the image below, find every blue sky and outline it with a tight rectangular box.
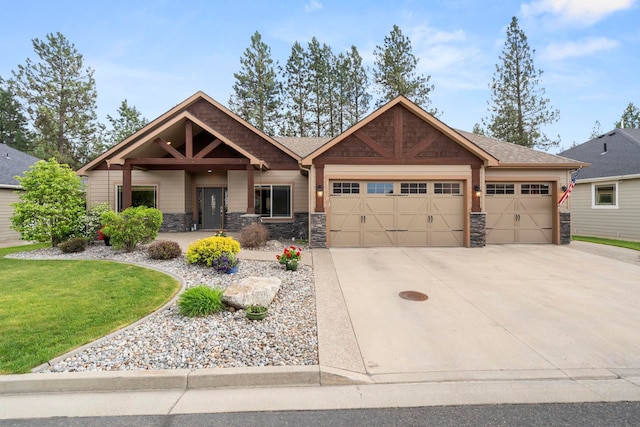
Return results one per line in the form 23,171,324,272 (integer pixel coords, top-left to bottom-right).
0,0,638,152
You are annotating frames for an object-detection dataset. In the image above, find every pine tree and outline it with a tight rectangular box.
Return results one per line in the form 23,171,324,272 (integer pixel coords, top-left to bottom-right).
0,79,33,152
102,99,149,150
483,17,559,150
307,37,333,136
282,41,312,137
472,123,486,135
373,25,437,113
589,120,602,139
229,31,281,135
10,32,100,168
344,46,370,130
615,102,640,128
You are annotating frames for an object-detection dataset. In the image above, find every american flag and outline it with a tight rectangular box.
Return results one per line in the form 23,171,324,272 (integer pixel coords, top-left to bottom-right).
558,169,580,205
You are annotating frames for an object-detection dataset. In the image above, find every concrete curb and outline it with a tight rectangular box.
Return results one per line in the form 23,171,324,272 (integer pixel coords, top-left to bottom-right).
0,365,350,394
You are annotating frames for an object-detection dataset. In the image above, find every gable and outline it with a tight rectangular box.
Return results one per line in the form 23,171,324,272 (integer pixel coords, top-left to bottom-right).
78,91,299,174
309,103,487,166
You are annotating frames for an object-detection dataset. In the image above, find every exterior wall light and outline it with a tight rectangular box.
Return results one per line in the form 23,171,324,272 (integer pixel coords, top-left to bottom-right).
474,185,481,197
316,184,324,198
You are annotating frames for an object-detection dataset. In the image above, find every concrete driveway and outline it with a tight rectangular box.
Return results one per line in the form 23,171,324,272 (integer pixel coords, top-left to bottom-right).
325,244,640,383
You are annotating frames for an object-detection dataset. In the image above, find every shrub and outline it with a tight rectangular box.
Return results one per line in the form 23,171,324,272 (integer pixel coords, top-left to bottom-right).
58,237,88,253
101,207,163,252
186,236,241,270
238,222,269,249
84,202,112,241
148,240,182,260
178,286,225,317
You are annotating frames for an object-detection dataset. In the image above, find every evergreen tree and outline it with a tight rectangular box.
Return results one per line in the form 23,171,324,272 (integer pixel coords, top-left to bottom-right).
472,123,486,135
102,99,149,151
282,41,312,137
9,32,100,168
615,102,640,128
344,46,371,131
307,37,334,137
0,78,33,152
373,25,437,113
589,120,602,139
229,31,281,135
483,17,559,150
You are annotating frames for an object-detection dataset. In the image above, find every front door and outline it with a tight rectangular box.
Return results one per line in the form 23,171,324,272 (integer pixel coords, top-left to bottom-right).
202,187,224,230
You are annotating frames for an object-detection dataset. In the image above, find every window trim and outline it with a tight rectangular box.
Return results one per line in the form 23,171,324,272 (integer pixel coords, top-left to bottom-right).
592,182,618,209
254,184,293,219
116,184,158,212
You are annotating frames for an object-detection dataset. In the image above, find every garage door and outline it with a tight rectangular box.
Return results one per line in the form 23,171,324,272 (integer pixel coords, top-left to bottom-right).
485,183,553,244
329,181,464,247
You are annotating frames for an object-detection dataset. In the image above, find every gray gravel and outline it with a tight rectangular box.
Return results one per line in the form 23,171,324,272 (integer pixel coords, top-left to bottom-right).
8,242,318,373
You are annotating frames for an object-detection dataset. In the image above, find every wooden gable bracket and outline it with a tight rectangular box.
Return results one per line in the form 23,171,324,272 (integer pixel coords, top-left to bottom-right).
154,138,186,159
405,135,437,158
194,139,223,159
354,130,393,158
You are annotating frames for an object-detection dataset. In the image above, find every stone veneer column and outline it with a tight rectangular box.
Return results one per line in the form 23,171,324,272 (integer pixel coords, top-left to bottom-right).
470,212,486,248
560,212,571,245
310,212,327,248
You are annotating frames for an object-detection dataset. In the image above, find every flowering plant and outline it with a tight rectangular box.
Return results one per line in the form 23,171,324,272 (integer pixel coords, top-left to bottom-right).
213,229,227,237
97,228,108,240
276,246,302,266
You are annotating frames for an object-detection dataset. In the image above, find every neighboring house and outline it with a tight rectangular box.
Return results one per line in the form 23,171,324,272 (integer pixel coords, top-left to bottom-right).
0,144,39,244
558,128,640,241
78,92,585,248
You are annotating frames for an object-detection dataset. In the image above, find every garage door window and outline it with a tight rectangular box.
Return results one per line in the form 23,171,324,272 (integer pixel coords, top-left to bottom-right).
486,184,515,195
521,184,550,195
400,182,427,194
332,182,360,194
434,183,461,194
593,183,617,208
367,182,393,194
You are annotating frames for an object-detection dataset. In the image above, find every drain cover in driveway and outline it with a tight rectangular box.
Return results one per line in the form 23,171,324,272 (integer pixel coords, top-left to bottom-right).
399,291,428,301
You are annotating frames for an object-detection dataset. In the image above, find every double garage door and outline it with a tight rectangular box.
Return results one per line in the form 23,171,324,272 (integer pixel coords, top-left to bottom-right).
485,183,553,244
329,181,465,247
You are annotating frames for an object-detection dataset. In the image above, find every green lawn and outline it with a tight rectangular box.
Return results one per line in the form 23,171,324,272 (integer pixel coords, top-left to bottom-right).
572,235,640,251
0,244,181,374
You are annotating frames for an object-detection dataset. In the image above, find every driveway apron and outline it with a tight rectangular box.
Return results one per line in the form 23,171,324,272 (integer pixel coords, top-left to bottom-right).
329,245,640,379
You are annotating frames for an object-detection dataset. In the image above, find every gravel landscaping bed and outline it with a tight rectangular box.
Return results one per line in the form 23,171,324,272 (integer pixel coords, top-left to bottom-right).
9,242,318,372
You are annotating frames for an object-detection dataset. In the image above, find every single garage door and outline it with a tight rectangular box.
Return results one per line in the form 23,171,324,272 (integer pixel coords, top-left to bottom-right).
485,183,553,244
329,181,464,247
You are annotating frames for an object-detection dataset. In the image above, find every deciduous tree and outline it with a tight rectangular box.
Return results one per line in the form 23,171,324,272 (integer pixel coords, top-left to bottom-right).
11,158,85,246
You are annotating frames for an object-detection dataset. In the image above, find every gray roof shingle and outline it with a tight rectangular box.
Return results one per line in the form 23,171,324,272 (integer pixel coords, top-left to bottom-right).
0,144,40,186
275,137,332,158
558,128,640,179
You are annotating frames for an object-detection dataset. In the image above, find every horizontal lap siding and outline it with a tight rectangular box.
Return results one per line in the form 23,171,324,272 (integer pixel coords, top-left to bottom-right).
572,179,640,240
86,170,186,213
0,189,22,243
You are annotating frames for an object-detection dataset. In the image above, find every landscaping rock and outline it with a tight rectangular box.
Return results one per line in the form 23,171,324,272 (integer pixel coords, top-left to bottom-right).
222,276,281,308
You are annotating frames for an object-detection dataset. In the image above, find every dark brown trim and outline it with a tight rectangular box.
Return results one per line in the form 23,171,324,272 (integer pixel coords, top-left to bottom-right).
314,157,484,166
185,119,193,158
194,139,222,158
128,158,250,166
471,165,481,212
246,164,255,214
153,138,185,159
394,107,403,158
122,164,132,209
354,130,393,158
315,166,325,213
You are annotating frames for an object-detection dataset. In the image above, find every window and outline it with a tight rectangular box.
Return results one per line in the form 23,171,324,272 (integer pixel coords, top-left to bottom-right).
255,185,291,218
434,183,461,194
332,182,360,194
401,182,427,194
593,183,617,208
116,185,157,212
486,184,515,195
521,184,550,195
367,182,393,194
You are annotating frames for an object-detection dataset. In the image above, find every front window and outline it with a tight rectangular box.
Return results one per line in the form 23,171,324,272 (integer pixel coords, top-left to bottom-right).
593,183,617,208
255,185,291,218
116,185,157,212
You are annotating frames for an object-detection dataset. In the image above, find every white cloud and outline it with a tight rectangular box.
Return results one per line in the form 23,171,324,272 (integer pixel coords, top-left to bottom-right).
304,0,322,13
521,0,636,25
541,36,619,61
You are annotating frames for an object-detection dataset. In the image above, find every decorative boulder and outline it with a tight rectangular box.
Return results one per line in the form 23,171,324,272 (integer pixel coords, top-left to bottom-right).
222,276,281,309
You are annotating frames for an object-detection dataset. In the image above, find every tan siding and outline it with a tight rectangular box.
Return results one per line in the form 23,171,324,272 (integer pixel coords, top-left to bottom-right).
85,170,186,213
572,179,640,240
0,189,22,243
227,170,247,213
